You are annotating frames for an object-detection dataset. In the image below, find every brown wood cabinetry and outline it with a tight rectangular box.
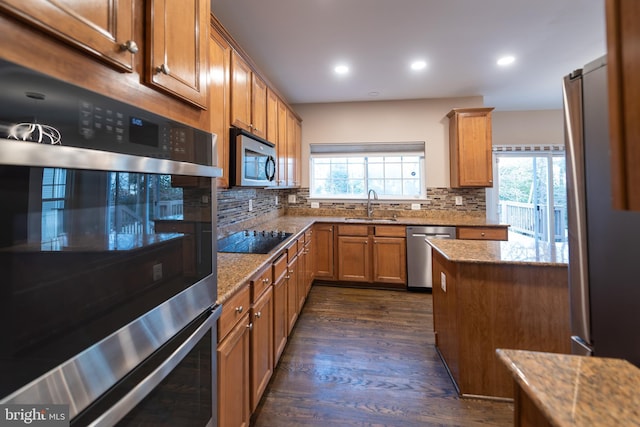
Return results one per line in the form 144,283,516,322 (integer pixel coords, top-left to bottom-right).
209,26,231,188
286,248,300,334
266,88,279,145
286,110,302,187
147,0,209,108
0,0,136,72
605,0,640,211
276,100,289,186
447,107,494,188
230,51,267,139
249,280,273,411
456,226,508,241
314,224,335,280
272,253,288,362
217,283,251,427
336,225,406,288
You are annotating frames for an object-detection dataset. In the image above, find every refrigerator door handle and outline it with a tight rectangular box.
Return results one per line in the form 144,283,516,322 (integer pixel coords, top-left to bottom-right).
563,71,593,350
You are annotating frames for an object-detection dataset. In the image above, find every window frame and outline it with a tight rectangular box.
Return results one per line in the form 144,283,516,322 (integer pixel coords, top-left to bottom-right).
308,142,427,201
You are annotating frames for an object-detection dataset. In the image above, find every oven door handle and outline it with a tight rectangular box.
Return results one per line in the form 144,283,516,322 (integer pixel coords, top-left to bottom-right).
88,305,222,427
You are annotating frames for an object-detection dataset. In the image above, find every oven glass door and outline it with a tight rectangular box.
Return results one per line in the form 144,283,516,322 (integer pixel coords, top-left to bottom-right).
0,164,213,401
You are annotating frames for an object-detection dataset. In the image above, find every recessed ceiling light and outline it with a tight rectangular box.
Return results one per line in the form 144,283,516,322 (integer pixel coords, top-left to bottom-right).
411,60,427,70
334,64,349,74
497,56,515,66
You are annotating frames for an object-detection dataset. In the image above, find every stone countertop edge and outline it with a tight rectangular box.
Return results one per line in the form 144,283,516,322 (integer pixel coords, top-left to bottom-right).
496,349,640,427
427,238,568,266
216,215,509,305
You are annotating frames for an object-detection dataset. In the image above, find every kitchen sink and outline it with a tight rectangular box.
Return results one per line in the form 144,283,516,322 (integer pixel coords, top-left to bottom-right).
343,217,398,222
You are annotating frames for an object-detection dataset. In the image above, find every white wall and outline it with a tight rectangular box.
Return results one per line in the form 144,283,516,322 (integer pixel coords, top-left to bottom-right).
292,100,564,188
492,110,564,146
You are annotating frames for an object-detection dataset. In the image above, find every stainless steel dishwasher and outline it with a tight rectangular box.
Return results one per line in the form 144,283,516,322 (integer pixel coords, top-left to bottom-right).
406,226,456,290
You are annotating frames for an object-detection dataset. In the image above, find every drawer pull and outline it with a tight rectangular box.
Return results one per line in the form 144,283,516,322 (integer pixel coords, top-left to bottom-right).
247,323,253,331
255,311,262,319
235,305,244,314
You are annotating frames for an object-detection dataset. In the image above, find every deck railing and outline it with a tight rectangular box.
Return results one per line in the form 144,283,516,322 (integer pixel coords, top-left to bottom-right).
499,201,567,242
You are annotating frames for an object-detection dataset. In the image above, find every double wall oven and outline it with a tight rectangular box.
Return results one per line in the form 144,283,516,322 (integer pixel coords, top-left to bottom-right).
0,59,221,426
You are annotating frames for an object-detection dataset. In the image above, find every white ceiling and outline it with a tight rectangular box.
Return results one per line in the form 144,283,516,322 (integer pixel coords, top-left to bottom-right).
211,0,606,111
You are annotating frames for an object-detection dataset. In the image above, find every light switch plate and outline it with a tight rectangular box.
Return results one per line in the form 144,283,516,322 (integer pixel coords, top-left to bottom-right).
455,196,463,206
311,202,320,208
411,203,421,210
441,272,447,292
248,199,253,212
288,194,296,203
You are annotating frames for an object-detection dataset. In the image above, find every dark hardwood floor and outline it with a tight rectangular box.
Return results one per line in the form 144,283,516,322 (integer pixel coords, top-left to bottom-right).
251,285,513,427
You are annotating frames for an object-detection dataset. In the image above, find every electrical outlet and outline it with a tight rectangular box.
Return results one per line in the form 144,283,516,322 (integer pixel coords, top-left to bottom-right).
249,199,253,212
311,202,320,209
153,263,163,281
288,194,296,203
201,195,209,204
455,196,463,206
411,203,421,210
441,272,447,292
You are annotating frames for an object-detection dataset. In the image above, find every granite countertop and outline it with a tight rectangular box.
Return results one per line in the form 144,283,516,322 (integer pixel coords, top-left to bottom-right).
216,214,510,304
427,238,569,266
497,349,640,427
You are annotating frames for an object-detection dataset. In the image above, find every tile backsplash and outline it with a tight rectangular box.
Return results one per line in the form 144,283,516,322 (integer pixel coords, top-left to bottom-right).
217,187,486,234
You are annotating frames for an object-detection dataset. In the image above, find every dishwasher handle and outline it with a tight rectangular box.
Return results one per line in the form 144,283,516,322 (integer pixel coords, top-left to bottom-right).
419,235,454,239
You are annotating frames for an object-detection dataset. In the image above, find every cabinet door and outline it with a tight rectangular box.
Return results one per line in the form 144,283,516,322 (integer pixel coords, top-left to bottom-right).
218,312,251,427
0,0,135,72
606,0,640,210
210,28,231,188
266,89,279,145
448,108,494,187
272,271,288,363
250,287,273,412
251,74,267,139
286,109,298,187
276,100,288,186
286,255,299,334
147,0,208,108
372,237,406,284
314,224,335,279
297,244,307,312
231,52,253,132
337,236,371,282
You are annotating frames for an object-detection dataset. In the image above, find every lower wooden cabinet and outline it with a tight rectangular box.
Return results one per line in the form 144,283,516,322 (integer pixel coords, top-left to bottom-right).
250,286,273,411
456,226,508,241
336,224,406,288
286,253,299,334
272,254,288,362
218,309,251,427
314,224,335,279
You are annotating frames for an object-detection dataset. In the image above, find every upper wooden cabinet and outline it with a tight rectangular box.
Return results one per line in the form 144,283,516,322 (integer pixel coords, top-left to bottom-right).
266,88,279,144
230,51,267,139
209,27,231,188
0,0,136,72
147,0,209,109
447,107,495,188
606,0,640,211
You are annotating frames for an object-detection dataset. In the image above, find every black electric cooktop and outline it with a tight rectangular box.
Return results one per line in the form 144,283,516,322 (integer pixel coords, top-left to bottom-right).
217,230,293,254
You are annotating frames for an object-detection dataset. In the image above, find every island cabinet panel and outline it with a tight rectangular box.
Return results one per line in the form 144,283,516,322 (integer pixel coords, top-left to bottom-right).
431,251,570,399
0,0,135,72
147,0,209,108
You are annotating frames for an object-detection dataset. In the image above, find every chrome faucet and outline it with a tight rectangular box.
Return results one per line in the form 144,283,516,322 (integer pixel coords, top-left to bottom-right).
367,189,378,218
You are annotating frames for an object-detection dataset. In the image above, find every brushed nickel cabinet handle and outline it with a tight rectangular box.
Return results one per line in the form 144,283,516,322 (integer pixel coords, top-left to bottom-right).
156,63,170,75
120,40,139,54
236,305,243,314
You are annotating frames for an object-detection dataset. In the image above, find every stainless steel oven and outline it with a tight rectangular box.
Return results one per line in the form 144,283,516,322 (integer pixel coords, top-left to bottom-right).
0,58,221,425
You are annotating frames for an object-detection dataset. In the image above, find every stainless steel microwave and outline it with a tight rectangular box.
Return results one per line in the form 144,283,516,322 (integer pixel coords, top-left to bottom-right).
230,127,276,187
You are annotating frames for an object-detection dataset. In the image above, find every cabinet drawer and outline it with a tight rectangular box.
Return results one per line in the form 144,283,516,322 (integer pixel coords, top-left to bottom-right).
273,253,288,283
286,240,298,260
338,225,369,236
374,225,405,237
296,236,305,253
218,284,251,342
304,228,313,243
251,266,273,301
456,226,508,241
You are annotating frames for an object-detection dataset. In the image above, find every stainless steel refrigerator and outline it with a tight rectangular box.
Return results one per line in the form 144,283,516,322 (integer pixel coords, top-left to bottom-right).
564,55,640,366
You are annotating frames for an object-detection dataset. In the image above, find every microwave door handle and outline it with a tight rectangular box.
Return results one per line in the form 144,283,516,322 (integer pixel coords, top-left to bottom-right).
265,155,276,181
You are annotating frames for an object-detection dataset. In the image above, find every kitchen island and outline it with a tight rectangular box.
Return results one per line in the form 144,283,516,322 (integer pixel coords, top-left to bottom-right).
497,349,640,427
427,238,570,400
